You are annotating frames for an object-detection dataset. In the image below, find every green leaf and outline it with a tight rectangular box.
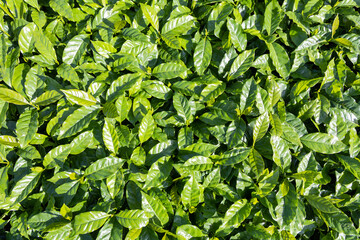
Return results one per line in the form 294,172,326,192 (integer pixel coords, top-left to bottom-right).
61,89,97,106
96,218,123,240
43,144,72,169
275,181,297,227
200,83,226,102
194,38,212,75
216,199,252,236
84,156,125,180
181,175,203,210
16,108,38,148
301,133,347,154
152,62,187,79
103,118,120,154
0,135,19,147
18,23,37,53
58,105,100,139
91,41,117,58
142,81,173,100
271,135,291,171
268,42,290,79
337,155,360,180
140,3,159,30
72,211,110,235
62,34,90,66
176,225,206,240
9,167,43,205
253,112,270,144
49,0,73,21
107,73,143,102
239,78,257,115
139,111,156,143
116,210,152,229
141,192,169,226
0,87,30,105
34,30,58,64
264,0,284,36
305,195,339,213
33,90,62,106
161,15,195,36
173,92,192,123
28,212,68,232
217,147,251,166
227,18,247,51
58,64,80,84
184,156,213,171
228,49,255,80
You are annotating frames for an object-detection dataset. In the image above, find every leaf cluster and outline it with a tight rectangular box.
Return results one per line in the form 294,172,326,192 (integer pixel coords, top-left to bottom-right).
0,0,360,239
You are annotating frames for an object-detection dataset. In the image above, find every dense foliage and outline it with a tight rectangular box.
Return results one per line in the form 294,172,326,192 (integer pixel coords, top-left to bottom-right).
0,0,360,239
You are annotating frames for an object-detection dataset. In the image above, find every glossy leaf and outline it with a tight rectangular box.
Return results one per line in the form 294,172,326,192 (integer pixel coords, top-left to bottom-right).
194,38,212,75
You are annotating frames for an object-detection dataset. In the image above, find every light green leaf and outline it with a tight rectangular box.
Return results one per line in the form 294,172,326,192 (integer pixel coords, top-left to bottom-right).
200,83,226,102
0,87,30,105
216,199,251,236
72,211,110,235
253,112,270,144
9,167,43,205
62,34,90,66
228,49,255,80
61,89,97,106
173,92,192,123
184,156,213,171
239,78,257,115
161,15,195,36
34,30,58,64
91,41,117,58
152,62,187,79
217,147,251,166
18,23,37,53
139,112,156,143
43,144,72,169
0,135,19,147
49,0,73,21
140,3,159,30
142,192,169,226
268,42,290,79
84,156,125,180
58,105,100,139
264,0,284,36
227,18,247,51
181,175,203,210
194,38,212,75
16,108,38,148
301,133,347,154
305,195,339,213
116,210,152,229
33,90,62,106
176,225,206,240
103,118,120,154
58,63,80,84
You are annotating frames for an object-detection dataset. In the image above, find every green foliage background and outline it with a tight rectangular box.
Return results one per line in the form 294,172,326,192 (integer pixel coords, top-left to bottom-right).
0,0,360,239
